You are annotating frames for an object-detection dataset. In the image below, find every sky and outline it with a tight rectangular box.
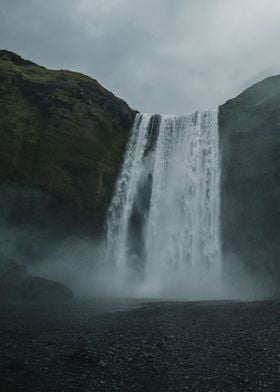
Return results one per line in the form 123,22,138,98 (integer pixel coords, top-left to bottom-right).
1,0,280,114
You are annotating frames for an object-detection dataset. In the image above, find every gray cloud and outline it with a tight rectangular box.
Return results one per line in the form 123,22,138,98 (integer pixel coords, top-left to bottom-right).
1,0,280,113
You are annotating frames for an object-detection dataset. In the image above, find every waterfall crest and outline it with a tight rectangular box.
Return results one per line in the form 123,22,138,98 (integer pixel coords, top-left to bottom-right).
106,110,222,298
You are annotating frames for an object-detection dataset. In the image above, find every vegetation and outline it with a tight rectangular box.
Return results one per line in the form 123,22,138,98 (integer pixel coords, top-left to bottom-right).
0,50,136,234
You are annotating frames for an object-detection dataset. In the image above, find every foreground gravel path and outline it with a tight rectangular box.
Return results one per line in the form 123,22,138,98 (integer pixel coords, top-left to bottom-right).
0,299,280,392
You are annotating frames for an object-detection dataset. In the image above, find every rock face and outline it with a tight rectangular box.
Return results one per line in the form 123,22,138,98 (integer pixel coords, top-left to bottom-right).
0,50,136,238
219,76,280,283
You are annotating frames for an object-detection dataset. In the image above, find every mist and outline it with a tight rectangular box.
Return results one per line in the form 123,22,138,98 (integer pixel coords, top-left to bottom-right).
0,109,270,303
0,161,274,302
0,188,271,302
18,233,271,302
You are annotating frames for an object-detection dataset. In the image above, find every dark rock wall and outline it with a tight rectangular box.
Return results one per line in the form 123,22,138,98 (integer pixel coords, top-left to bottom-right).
219,75,280,282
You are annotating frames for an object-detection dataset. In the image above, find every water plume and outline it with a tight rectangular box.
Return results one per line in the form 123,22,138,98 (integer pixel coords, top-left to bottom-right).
106,110,222,299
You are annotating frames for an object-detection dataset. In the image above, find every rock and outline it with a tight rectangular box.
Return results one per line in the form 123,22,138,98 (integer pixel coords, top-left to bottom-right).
219,75,280,285
0,50,136,242
0,254,73,300
20,275,73,300
0,254,28,298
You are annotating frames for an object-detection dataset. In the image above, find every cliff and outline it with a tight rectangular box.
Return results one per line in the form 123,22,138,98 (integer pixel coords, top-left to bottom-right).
219,75,280,282
0,50,136,240
1,50,280,285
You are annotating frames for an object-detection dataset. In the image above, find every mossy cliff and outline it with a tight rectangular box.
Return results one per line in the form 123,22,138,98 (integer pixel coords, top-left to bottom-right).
0,50,136,236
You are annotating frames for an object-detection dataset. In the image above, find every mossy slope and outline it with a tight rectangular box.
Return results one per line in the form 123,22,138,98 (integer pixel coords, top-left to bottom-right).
0,50,136,234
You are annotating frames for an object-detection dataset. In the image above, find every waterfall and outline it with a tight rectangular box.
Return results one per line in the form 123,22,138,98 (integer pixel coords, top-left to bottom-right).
106,110,222,299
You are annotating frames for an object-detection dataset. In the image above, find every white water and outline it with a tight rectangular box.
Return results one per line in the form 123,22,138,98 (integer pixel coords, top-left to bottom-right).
106,110,222,299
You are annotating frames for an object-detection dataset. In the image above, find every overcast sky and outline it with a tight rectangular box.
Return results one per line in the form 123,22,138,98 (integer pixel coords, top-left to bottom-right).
1,0,280,114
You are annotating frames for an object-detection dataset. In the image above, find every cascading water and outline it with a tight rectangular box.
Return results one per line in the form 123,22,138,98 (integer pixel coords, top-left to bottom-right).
106,109,222,299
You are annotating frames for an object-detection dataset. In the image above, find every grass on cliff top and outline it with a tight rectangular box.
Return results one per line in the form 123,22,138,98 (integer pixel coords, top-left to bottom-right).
0,57,107,94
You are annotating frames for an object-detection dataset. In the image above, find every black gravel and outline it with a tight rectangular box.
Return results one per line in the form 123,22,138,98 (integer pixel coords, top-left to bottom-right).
0,299,280,392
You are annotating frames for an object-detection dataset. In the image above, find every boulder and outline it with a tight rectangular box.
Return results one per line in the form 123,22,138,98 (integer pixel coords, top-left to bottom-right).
0,254,73,300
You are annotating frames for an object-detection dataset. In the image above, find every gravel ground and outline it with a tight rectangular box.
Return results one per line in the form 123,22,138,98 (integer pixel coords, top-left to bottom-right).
0,299,280,392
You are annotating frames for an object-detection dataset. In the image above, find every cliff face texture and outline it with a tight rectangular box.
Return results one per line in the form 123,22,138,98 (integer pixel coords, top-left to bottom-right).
219,76,280,282
0,50,136,238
